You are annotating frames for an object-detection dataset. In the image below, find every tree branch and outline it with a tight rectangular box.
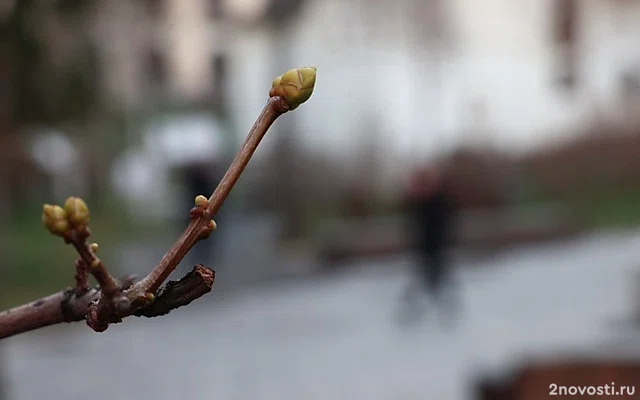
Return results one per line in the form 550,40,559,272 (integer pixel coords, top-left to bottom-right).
131,96,290,296
0,288,98,339
67,228,120,296
0,66,316,339
0,267,213,339
133,265,215,318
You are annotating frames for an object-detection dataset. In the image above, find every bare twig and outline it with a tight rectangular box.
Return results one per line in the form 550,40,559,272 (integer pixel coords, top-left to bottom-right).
0,97,285,337
66,229,120,296
132,96,290,296
0,66,316,339
63,226,126,332
133,265,215,318
0,288,99,339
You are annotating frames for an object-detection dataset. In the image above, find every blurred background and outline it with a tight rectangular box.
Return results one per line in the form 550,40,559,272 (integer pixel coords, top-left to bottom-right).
2,0,640,398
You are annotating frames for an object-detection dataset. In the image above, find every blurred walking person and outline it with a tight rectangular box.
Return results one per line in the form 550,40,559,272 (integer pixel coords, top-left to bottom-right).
397,164,459,326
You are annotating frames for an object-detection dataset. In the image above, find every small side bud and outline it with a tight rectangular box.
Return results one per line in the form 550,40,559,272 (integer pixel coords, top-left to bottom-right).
42,204,70,236
90,243,99,253
269,66,317,110
200,219,217,240
90,259,101,271
194,195,208,209
63,197,90,228
136,292,155,304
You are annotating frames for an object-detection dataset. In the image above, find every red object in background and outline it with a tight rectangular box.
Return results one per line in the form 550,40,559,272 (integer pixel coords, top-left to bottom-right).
477,359,640,400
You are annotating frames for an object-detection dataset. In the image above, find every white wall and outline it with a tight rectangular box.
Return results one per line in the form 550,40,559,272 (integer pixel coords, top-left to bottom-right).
445,0,582,152
221,0,640,186
581,0,640,110
225,26,277,163
93,0,153,108
164,0,214,102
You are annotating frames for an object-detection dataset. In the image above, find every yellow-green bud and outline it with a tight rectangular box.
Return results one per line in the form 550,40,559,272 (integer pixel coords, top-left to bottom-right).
200,219,217,240
52,220,69,234
90,243,99,253
145,292,155,302
63,197,90,228
269,66,317,110
42,204,70,235
194,195,208,209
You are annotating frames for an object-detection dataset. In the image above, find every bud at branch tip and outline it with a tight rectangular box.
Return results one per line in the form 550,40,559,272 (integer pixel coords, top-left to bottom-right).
42,204,70,236
269,66,317,110
63,196,90,228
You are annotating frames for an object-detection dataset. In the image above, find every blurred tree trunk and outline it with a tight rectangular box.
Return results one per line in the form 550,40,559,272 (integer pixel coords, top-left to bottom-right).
0,0,101,207
0,5,27,221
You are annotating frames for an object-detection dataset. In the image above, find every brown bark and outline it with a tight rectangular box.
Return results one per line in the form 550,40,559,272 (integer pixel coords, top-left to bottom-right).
0,266,214,339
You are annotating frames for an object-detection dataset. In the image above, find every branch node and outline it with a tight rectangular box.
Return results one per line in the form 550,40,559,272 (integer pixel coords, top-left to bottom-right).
199,219,217,240
86,301,110,332
113,295,131,314
189,206,204,219
90,259,101,271
133,265,215,318
119,275,138,290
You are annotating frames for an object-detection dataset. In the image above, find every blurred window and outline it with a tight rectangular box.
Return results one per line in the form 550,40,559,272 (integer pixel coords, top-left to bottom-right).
209,0,224,20
553,0,578,91
619,70,640,99
141,0,165,18
554,0,576,43
145,48,167,86
211,53,227,103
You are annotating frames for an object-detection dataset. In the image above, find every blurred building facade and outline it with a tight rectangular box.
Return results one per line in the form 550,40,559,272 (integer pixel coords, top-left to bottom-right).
90,0,640,187
282,0,640,182
4,0,640,222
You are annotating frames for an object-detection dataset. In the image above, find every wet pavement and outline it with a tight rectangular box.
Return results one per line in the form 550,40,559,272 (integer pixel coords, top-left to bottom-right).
2,230,640,400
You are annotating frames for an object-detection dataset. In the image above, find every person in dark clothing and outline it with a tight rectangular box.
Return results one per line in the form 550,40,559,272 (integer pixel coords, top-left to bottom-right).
397,165,459,326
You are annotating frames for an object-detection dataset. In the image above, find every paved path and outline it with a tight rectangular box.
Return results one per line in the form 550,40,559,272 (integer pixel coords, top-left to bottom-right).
2,231,640,400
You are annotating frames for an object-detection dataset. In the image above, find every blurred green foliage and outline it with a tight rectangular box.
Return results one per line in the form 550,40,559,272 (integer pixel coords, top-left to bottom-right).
565,185,640,229
0,197,170,310
6,0,100,127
